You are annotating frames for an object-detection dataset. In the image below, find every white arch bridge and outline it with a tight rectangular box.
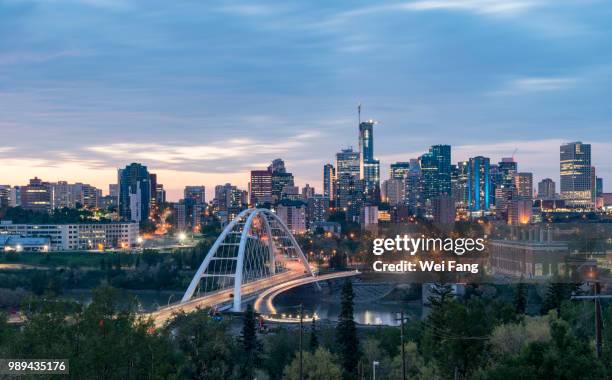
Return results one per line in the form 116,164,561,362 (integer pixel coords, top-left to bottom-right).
150,208,358,324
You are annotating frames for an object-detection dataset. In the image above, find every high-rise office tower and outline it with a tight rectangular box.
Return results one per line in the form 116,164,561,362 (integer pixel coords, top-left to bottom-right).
358,119,380,203
306,194,329,228
249,170,272,206
155,184,166,205
184,186,206,204
405,159,422,213
591,167,597,205
21,177,52,213
9,187,21,207
452,161,469,208
267,159,294,203
467,156,490,212
489,164,501,206
429,145,452,196
382,178,405,206
498,158,518,187
515,172,533,199
336,148,360,178
419,152,437,205
276,200,307,235
301,184,315,200
419,145,451,209
560,142,592,207
433,194,455,227
335,147,363,220
119,163,150,222
268,158,286,174
595,177,603,197
271,172,294,203
214,183,247,222
389,162,411,180
495,157,518,215
323,163,336,200
537,178,556,199
49,181,101,209
109,184,119,198
149,173,158,209
0,185,10,208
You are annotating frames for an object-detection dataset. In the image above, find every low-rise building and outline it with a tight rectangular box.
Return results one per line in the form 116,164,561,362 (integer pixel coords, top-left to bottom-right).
0,235,51,252
0,221,138,251
489,229,569,279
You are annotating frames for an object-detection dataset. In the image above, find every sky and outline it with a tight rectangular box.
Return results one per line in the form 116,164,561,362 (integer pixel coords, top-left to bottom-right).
1,0,611,201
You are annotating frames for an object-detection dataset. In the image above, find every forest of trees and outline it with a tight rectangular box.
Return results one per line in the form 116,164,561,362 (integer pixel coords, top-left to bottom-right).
0,279,611,379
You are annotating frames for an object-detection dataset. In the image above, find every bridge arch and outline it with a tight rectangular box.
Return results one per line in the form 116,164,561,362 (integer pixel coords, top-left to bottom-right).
181,208,315,311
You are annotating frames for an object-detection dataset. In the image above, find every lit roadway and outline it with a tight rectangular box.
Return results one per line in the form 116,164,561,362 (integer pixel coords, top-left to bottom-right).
253,270,360,319
148,269,306,326
148,266,360,326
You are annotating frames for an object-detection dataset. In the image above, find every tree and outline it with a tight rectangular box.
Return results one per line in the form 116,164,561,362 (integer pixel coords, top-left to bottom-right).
360,338,390,380
514,279,527,315
422,282,454,351
262,329,298,380
309,317,319,352
336,280,359,379
170,308,234,379
239,304,262,378
8,287,177,379
474,318,606,380
489,315,552,357
541,282,574,315
389,341,425,380
283,347,342,380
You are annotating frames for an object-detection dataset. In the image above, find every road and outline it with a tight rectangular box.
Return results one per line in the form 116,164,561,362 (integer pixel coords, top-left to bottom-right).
148,266,360,326
147,268,309,326
253,270,360,317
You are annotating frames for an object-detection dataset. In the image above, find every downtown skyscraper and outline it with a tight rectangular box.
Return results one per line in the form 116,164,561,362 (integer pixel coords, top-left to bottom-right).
335,147,363,221
419,144,451,212
358,119,380,204
467,156,490,212
323,163,335,199
560,141,593,208
118,163,151,222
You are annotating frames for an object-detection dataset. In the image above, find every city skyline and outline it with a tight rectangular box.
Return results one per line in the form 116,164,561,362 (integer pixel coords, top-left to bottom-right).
1,138,604,203
2,0,612,200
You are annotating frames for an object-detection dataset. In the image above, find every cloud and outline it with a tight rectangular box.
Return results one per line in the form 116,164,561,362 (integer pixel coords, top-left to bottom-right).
83,133,319,171
324,0,543,26
0,50,90,66
402,0,542,15
214,4,281,17
7,0,133,11
489,76,578,95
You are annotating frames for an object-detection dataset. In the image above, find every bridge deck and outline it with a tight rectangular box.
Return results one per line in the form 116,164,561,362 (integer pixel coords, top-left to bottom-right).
254,270,360,316
148,269,307,326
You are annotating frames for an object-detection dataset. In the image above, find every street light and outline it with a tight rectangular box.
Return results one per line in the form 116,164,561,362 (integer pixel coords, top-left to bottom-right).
372,361,379,380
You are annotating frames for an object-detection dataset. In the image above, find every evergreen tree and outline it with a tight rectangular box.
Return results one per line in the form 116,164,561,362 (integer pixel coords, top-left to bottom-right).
309,317,319,352
514,279,527,315
541,282,574,315
426,282,454,342
239,304,261,378
336,280,359,379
